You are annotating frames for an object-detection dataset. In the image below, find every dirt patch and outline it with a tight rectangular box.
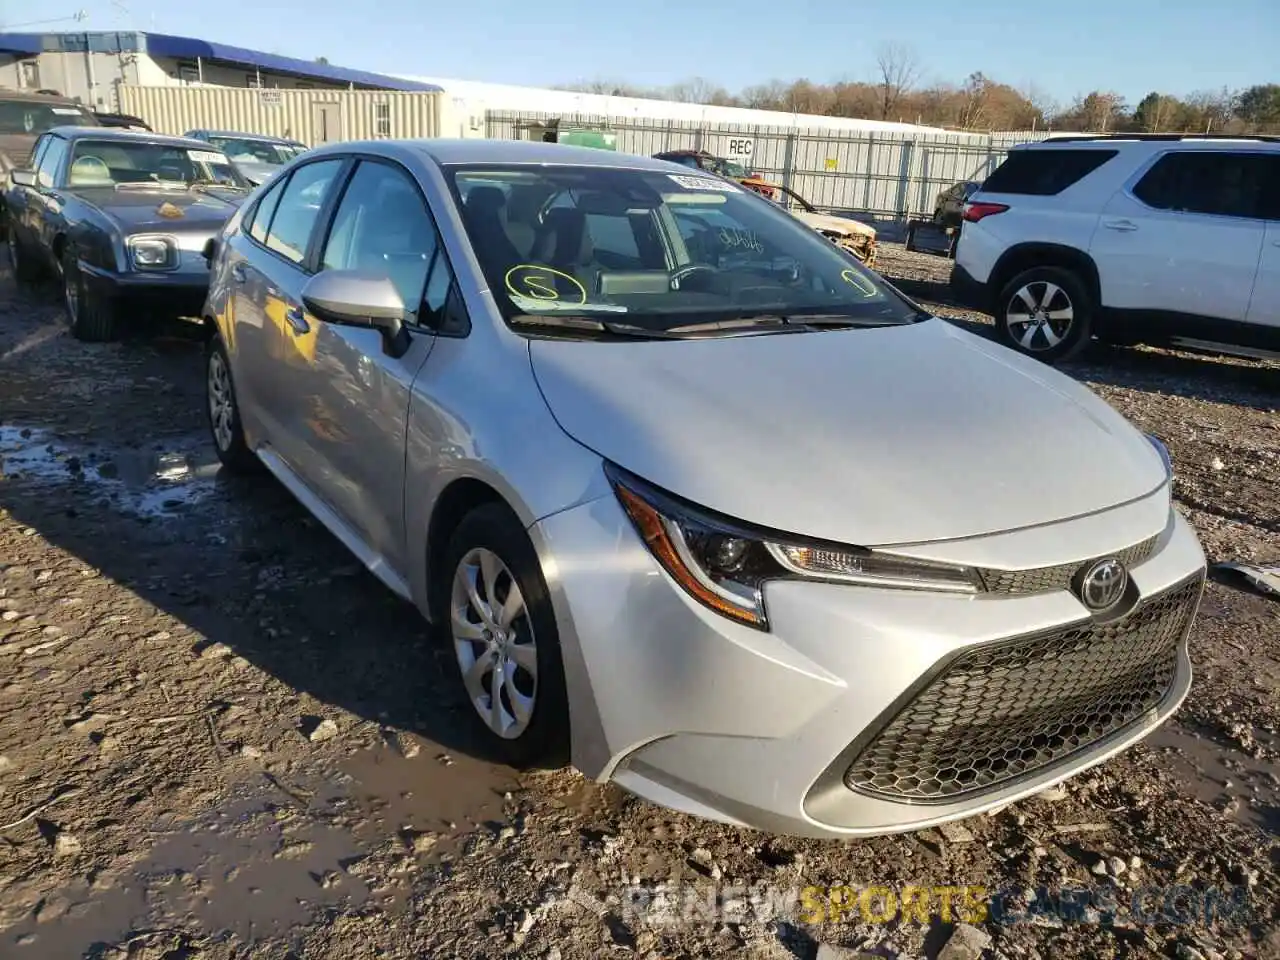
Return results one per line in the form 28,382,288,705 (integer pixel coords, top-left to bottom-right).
1,251,1277,959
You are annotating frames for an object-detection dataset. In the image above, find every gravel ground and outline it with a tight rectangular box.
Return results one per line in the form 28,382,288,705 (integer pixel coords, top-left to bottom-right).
0,246,1277,960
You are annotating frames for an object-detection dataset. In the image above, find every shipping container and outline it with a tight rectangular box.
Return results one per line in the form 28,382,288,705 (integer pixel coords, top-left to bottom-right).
118,85,447,146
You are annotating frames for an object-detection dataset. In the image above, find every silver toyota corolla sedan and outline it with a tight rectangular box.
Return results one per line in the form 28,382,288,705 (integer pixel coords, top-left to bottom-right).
201,139,1207,838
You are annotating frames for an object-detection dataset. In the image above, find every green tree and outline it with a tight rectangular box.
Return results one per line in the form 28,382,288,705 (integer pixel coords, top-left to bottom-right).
1236,84,1280,131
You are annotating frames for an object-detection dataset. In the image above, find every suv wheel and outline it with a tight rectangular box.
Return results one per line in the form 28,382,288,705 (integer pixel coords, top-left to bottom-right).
441,504,570,769
995,266,1094,363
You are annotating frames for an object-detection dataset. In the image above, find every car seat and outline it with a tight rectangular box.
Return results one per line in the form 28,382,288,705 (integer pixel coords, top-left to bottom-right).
530,208,595,271
462,186,522,271
68,155,113,187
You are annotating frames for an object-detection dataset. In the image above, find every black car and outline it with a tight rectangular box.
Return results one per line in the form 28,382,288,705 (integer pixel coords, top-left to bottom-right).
5,127,251,341
933,179,983,228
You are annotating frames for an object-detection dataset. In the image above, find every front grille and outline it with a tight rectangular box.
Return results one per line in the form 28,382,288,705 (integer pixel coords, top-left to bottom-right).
843,575,1203,803
978,534,1160,596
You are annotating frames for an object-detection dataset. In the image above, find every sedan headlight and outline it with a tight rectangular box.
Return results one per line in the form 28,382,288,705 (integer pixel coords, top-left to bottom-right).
128,236,178,271
607,463,981,631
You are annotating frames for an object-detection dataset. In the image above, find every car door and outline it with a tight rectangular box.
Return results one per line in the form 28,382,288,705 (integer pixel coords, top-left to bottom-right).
7,133,48,247
1089,150,1267,323
29,135,71,271
227,157,347,454
276,156,448,575
1244,155,1280,330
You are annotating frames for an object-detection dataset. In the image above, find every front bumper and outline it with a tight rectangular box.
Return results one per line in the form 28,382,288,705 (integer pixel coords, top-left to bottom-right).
530,493,1206,838
81,262,210,319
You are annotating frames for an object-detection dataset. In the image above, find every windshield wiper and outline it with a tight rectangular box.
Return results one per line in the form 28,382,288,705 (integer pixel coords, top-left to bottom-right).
510,314,684,339
665,313,905,333
191,178,245,191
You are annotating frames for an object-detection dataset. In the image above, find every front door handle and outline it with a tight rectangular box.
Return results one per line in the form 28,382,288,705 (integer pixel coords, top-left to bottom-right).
230,262,247,283
1102,219,1138,232
285,305,311,335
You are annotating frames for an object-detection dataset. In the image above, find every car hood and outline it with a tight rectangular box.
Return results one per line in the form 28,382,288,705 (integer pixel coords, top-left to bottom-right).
790,209,877,239
233,160,280,185
69,187,247,230
529,319,1167,546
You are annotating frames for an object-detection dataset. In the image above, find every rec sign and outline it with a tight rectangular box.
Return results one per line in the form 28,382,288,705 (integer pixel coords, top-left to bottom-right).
723,137,756,160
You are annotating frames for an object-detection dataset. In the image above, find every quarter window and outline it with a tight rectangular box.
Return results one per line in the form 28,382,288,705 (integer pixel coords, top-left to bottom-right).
262,159,344,264
1132,151,1270,220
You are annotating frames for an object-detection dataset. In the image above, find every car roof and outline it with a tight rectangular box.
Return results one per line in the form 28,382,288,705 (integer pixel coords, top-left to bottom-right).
1016,135,1280,152
189,129,298,144
0,89,87,107
49,126,221,150
306,138,687,171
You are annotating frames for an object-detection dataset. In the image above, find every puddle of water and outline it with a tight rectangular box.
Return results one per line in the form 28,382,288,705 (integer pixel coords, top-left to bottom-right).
337,738,520,860
6,742,522,955
1148,724,1280,836
0,425,221,519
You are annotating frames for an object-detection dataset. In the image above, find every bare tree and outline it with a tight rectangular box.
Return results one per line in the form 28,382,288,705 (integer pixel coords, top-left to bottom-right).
875,43,920,120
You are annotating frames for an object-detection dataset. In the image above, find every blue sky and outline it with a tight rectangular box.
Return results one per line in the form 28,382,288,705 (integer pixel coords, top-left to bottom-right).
7,0,1276,106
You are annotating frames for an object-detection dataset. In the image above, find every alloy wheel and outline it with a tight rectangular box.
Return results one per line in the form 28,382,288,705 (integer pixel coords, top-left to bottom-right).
450,547,538,739
207,350,236,453
1005,280,1074,352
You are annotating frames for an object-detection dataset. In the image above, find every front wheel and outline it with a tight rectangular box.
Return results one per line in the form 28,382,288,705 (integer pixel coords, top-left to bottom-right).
994,266,1094,364
62,246,121,342
441,503,570,769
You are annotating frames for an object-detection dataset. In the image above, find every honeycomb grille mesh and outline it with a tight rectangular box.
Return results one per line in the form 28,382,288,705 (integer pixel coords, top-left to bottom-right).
843,576,1202,803
978,534,1160,596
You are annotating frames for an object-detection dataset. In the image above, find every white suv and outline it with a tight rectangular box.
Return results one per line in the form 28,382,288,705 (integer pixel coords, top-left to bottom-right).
951,135,1280,363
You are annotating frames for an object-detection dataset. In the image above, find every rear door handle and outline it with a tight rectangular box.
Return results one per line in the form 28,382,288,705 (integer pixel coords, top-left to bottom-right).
1102,219,1138,232
285,305,311,335
230,262,247,283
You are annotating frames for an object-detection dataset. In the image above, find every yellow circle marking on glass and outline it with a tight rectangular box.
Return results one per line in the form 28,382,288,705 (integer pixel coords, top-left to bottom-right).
504,264,587,304
840,268,877,299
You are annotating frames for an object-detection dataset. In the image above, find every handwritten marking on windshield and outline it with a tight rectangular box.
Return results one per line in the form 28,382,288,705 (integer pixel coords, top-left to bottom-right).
718,228,763,253
840,268,878,299
504,264,587,304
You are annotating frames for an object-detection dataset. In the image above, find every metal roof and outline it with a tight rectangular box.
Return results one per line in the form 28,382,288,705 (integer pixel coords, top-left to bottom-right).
0,32,441,93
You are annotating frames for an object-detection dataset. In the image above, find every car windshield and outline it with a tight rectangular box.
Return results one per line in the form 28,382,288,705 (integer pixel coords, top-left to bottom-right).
0,99,96,135
447,164,918,335
66,139,248,188
207,136,300,166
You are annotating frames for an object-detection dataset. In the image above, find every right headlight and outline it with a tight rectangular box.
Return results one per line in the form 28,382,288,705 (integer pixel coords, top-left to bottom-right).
606,463,981,631
128,235,178,271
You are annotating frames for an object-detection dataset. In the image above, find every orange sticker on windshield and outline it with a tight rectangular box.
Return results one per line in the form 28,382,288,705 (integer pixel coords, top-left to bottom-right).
840,268,877,298
504,264,586,304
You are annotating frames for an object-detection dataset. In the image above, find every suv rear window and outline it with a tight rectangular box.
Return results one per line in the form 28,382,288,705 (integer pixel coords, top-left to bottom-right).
982,149,1118,196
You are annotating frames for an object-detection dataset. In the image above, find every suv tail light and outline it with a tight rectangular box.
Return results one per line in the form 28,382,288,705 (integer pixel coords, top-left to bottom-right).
963,201,1009,223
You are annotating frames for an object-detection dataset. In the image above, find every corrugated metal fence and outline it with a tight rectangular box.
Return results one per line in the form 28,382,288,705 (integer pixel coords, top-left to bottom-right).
119,86,445,144
487,110,1051,221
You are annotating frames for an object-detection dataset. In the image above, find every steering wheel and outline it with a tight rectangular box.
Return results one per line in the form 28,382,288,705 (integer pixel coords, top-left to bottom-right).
669,263,719,291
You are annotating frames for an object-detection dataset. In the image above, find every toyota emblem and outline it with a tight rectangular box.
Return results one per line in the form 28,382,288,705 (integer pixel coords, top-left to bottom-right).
1079,558,1128,611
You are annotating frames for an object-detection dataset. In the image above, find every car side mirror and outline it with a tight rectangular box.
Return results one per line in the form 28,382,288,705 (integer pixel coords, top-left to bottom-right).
10,170,36,188
301,269,410,357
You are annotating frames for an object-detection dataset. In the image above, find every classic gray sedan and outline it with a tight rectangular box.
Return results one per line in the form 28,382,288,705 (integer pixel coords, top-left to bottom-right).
5,127,251,340
202,139,1206,838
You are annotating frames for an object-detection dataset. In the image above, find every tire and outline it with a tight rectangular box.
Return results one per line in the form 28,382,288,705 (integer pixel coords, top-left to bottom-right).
440,503,570,769
62,246,121,342
7,234,41,285
205,333,259,473
994,265,1094,364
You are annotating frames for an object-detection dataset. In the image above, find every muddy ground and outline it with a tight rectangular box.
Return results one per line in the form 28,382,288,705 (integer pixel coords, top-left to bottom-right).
0,246,1277,960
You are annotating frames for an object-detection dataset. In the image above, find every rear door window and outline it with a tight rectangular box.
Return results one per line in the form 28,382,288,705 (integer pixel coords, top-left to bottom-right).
982,149,1118,196
261,159,344,265
1132,151,1270,220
